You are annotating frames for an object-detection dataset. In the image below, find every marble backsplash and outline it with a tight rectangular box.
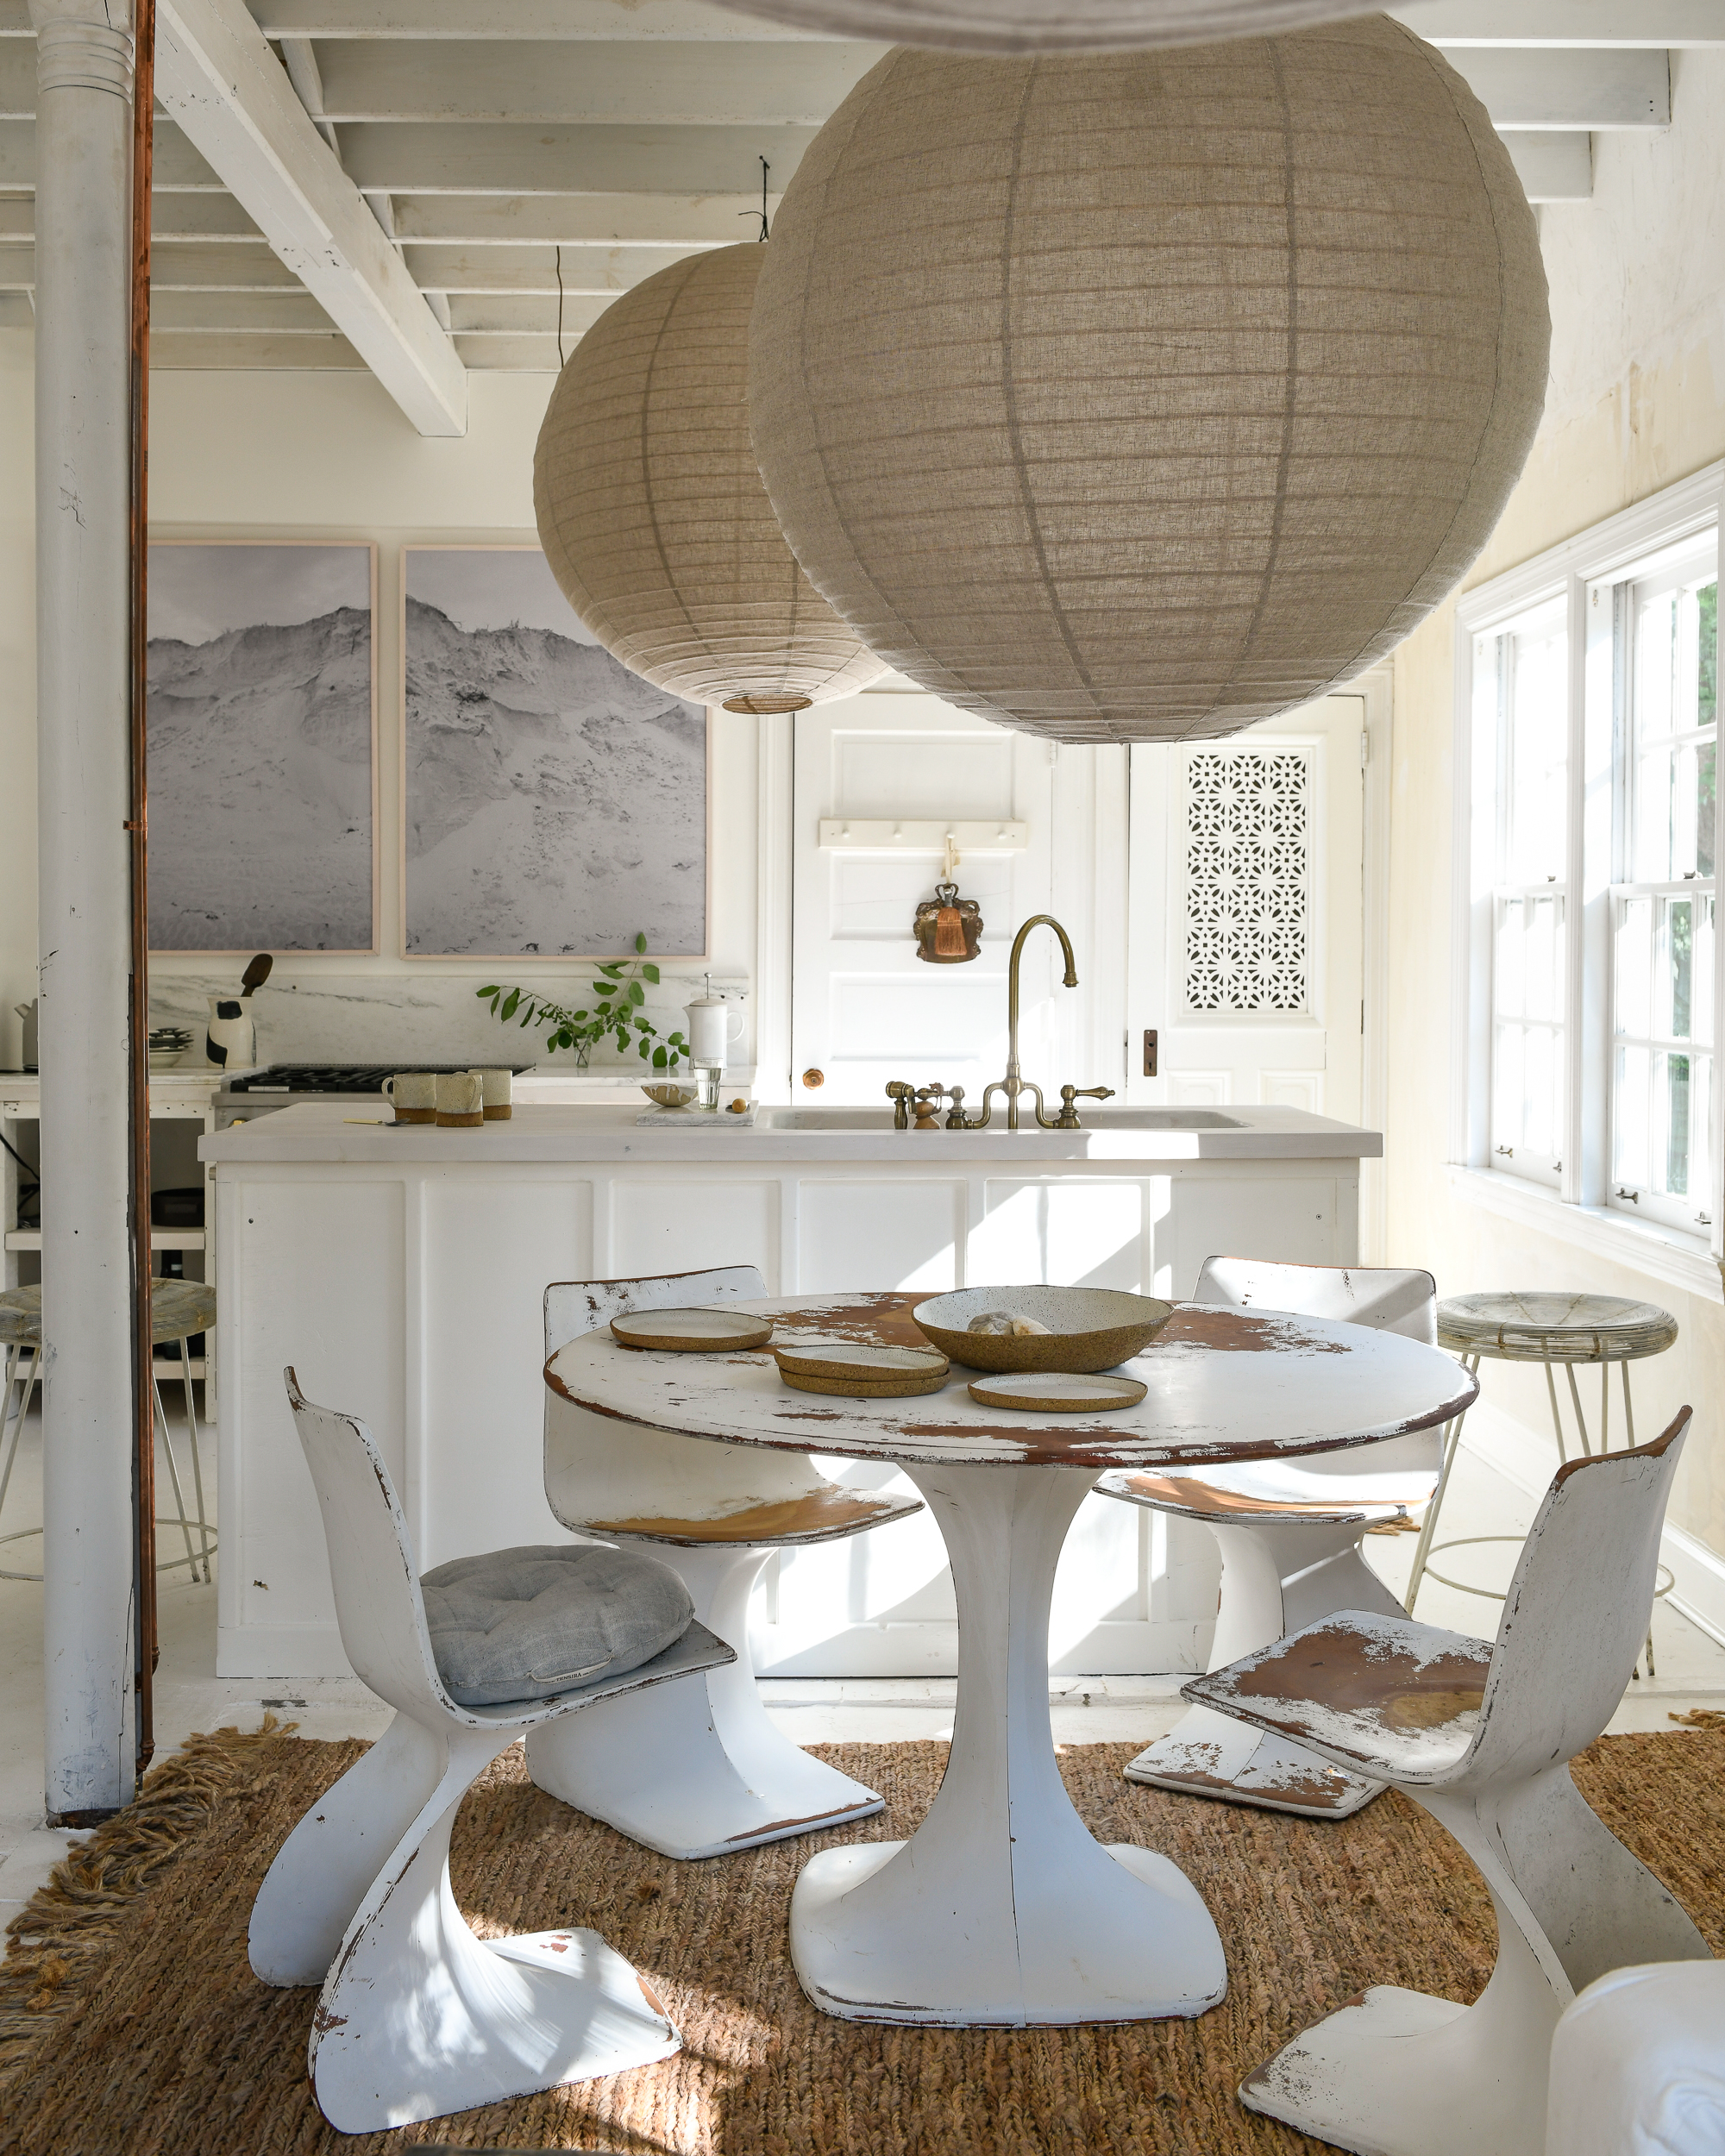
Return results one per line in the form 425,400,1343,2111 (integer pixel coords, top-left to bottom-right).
144,968,752,1075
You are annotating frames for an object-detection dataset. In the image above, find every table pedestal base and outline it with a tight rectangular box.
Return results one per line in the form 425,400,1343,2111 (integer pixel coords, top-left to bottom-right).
789,1463,1227,2028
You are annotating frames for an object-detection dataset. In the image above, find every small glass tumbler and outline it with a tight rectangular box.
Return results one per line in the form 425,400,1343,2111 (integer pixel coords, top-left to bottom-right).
692,1061,722,1111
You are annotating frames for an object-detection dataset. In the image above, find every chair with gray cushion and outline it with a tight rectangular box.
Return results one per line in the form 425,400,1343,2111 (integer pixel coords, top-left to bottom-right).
250,1369,736,2135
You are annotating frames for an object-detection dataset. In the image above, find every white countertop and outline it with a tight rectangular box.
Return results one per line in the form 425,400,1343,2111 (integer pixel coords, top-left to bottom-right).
199,1100,1382,1166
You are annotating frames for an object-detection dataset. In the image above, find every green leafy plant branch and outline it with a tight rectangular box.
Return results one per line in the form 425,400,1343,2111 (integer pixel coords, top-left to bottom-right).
478,934,689,1070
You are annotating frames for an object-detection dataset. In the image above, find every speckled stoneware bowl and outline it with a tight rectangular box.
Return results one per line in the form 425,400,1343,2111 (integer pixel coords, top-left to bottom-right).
641,1081,699,1109
912,1285,1176,1375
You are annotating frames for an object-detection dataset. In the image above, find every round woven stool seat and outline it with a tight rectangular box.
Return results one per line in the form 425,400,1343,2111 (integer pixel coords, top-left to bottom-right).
0,1281,217,1584
0,1279,216,1346
1437,1292,1678,1366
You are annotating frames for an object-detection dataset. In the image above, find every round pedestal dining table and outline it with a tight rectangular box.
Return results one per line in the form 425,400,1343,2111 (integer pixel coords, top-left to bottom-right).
544,1291,1478,2031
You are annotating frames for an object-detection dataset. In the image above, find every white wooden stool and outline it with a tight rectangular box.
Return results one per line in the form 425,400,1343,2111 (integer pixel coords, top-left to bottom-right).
0,1279,216,1583
1185,1409,1710,2156
1408,1292,1678,1667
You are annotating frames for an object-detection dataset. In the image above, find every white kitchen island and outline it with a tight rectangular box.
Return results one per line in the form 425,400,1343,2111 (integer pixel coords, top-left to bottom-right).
201,1101,1382,1680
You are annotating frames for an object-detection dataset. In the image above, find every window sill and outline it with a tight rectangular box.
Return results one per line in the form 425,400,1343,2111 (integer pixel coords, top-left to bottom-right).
1446,1164,1723,1305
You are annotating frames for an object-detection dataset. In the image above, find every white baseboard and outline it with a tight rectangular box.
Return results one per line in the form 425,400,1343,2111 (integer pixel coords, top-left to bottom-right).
1458,1404,1725,1652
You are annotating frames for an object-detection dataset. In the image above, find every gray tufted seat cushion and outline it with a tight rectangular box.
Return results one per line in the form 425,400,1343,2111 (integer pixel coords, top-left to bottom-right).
419,1542,693,1708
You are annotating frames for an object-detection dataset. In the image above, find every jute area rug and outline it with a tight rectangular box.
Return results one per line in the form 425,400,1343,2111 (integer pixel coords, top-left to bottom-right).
1,1727,1721,2156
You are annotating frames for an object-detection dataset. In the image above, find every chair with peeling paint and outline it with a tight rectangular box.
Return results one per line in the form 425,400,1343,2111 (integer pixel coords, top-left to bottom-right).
1545,1960,1725,2155
527,1265,924,1859
1095,1257,1441,1817
1183,1408,1709,2156
251,1369,736,2135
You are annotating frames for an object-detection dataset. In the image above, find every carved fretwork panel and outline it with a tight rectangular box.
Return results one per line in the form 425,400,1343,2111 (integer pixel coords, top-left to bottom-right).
1182,747,1311,1015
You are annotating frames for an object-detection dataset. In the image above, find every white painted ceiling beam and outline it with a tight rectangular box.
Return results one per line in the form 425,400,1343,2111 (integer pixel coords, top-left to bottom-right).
0,241,310,286
151,194,267,238
405,241,702,291
150,289,341,327
304,38,885,124
335,120,817,194
389,191,779,243
253,0,835,33
452,333,561,367
1500,130,1594,202
1395,2,1725,45
1444,46,1668,126
154,0,467,431
150,328,367,364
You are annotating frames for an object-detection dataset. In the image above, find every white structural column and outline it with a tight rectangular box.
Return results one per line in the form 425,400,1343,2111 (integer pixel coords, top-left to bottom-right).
29,0,139,1820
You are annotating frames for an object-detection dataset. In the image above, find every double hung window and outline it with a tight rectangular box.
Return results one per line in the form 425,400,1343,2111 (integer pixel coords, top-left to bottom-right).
1459,468,1721,1258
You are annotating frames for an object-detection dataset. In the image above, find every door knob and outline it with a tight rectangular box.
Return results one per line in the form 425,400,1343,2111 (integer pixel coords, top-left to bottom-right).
802,1068,825,1088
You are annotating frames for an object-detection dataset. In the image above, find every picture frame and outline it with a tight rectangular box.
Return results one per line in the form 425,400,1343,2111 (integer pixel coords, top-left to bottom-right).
145,538,380,955
399,543,711,962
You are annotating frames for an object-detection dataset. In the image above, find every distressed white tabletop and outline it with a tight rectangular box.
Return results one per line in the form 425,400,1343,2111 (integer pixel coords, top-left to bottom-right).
544,1292,1478,1471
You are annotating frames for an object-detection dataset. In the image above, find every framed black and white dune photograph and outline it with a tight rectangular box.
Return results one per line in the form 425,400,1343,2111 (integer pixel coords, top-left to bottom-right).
401,545,708,960
146,540,379,953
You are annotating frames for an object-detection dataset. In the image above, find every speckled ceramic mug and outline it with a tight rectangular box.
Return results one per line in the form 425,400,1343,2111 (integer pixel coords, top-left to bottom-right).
471,1067,512,1120
436,1072,485,1128
382,1072,436,1124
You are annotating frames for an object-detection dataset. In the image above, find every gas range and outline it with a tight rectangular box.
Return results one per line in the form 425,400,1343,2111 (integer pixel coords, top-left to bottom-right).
218,1063,535,1121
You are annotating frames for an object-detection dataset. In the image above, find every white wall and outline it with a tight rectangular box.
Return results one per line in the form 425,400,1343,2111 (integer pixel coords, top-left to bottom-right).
0,361,762,1077
1384,52,1725,1568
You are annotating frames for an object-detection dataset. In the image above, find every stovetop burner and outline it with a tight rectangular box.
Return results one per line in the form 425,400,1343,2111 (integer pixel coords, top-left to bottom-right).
226,1063,532,1095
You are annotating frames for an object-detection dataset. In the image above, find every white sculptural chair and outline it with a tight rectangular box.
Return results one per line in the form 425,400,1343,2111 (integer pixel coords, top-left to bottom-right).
1546,1960,1725,2155
1095,1257,1440,1816
1183,1409,1710,2156
251,1370,736,2135
527,1266,924,1859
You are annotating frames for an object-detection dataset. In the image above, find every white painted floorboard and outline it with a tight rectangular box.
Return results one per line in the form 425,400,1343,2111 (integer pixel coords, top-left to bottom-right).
3,1398,1722,1932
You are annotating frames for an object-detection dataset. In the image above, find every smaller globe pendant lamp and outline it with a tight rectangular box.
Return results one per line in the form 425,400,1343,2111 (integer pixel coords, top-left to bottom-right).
533,243,887,715
706,0,1377,53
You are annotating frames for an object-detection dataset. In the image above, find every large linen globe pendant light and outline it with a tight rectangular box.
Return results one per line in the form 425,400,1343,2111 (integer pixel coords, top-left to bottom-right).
710,0,1377,54
534,243,886,714
750,17,1551,743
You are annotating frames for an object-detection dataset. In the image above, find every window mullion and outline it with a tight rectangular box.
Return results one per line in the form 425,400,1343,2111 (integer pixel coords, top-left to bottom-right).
1573,571,1612,1206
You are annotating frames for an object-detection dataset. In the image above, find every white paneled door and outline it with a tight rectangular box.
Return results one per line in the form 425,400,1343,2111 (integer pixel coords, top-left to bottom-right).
790,692,1127,1109
1126,698,1366,1122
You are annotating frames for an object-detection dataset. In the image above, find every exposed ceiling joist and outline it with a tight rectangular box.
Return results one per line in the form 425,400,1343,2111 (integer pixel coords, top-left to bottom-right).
154,0,467,430
0,115,250,188
251,0,832,32
1446,47,1669,127
1393,1,1725,44
403,242,706,291
303,38,885,123
150,328,367,364
331,120,817,194
1501,130,1594,202
387,192,782,243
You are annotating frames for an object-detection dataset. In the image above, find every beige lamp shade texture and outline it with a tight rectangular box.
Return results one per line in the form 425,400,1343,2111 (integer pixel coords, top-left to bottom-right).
709,0,1377,54
750,19,1551,743
534,244,887,715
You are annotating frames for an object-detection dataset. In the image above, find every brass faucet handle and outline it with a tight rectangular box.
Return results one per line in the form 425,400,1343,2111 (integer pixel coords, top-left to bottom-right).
1054,1083,1115,1130
944,1084,968,1129
885,1079,915,1131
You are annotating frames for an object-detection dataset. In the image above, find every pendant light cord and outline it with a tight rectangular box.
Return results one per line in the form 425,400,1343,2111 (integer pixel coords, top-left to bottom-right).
555,244,567,367
741,156,769,241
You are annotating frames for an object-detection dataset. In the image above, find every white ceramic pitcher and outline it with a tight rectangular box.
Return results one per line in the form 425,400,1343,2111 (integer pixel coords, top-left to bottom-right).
205,994,255,1069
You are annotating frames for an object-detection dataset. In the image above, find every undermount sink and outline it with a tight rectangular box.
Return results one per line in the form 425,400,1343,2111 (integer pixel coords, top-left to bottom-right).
756,1106,1244,1131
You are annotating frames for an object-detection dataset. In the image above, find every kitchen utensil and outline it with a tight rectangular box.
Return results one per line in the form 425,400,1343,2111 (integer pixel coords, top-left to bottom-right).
241,953,273,996
913,1285,1174,1373
641,1081,699,1110
436,1072,485,1127
967,1371,1149,1413
610,1307,775,1352
471,1067,512,1120
774,1341,949,1397
382,1073,437,1124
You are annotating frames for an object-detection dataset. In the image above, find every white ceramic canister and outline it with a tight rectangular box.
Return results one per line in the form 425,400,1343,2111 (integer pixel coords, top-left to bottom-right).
205,994,256,1069
683,992,744,1068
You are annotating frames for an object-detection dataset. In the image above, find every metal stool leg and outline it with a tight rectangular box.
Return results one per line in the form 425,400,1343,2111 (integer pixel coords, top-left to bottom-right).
1407,1353,1478,1613
154,1365,202,1579
178,1332,214,1583
0,1340,44,1582
1564,1361,1593,1456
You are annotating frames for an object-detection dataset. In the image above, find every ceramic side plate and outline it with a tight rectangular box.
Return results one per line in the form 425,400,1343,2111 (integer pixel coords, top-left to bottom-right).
967,1370,1149,1414
775,1340,950,1398
611,1307,774,1352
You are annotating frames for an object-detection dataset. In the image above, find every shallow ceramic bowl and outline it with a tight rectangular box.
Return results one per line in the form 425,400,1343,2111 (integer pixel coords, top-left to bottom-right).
641,1081,699,1110
913,1285,1175,1374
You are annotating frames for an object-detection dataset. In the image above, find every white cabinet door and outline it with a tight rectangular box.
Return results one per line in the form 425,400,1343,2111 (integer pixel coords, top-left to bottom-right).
1126,697,1365,1120
790,692,1126,1109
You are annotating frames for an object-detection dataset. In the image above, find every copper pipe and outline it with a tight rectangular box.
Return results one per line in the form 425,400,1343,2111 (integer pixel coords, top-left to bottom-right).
129,0,155,1778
